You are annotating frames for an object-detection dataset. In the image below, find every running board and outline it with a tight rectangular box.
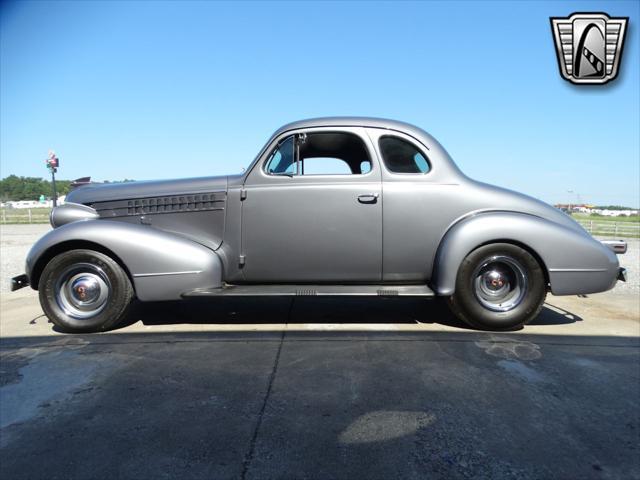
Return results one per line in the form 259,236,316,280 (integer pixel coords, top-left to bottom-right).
182,284,435,298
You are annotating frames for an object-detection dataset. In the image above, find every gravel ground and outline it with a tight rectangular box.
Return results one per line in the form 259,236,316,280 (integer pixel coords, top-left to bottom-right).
0,224,638,294
0,224,50,293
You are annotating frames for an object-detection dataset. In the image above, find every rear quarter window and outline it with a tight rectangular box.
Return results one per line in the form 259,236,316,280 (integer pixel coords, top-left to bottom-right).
379,136,431,174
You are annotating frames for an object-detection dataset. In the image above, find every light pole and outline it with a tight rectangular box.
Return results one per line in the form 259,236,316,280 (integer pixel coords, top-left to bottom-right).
46,151,59,207
567,190,574,213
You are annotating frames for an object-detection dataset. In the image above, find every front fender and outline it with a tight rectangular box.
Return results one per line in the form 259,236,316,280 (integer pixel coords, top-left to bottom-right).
432,212,619,296
27,220,223,301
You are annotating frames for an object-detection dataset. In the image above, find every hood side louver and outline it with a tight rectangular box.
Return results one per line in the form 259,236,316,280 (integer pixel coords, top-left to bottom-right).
93,192,226,218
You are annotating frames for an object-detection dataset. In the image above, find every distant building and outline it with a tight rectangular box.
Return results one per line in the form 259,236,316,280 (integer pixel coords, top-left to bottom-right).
5,200,41,209
554,203,595,213
555,203,639,217
3,196,65,209
592,209,639,217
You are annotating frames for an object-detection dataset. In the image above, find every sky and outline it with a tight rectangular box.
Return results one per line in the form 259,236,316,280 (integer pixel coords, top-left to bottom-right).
1,0,638,207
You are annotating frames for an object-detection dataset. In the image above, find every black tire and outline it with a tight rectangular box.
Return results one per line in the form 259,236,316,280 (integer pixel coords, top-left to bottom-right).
447,243,546,331
38,249,134,333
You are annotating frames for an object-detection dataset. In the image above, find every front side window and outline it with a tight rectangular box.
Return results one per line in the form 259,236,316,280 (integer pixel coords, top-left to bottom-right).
265,132,372,176
379,136,431,174
265,136,296,175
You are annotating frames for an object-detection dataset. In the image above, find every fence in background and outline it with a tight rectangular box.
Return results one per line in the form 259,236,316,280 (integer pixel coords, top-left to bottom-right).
576,219,639,238
1,208,51,224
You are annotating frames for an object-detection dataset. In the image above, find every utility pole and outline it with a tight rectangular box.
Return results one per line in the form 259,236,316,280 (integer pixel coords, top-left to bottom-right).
46,151,59,207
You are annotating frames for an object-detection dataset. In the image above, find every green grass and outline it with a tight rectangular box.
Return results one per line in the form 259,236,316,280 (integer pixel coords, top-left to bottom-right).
571,213,640,223
570,214,639,238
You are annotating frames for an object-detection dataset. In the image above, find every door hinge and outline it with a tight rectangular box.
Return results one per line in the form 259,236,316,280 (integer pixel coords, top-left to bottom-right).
240,189,247,200
239,255,246,267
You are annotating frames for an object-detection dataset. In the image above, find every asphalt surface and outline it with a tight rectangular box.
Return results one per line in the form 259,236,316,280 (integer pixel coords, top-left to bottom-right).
1,224,639,479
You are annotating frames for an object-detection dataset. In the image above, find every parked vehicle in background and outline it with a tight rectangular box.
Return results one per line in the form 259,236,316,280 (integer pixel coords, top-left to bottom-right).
11,118,627,332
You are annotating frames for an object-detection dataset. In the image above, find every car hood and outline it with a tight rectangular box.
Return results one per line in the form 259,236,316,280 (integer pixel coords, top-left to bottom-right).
66,175,229,205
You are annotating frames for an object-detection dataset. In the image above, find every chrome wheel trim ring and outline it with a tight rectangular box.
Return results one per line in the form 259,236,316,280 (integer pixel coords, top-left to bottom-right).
54,263,111,319
472,255,528,312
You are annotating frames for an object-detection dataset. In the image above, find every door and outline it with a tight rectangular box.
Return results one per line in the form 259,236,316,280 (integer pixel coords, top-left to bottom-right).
240,127,382,283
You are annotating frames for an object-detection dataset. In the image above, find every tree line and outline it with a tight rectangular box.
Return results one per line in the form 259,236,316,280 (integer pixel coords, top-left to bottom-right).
594,205,638,211
0,175,134,201
0,175,72,201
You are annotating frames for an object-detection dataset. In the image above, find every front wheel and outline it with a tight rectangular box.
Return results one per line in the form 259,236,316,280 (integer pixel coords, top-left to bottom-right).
447,243,546,330
38,249,134,333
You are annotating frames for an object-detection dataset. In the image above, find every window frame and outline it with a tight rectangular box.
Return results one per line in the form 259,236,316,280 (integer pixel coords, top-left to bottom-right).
261,130,376,178
264,135,297,176
377,134,432,176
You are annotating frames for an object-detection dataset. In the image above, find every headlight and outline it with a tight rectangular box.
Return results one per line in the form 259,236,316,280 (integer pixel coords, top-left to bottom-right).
50,203,99,228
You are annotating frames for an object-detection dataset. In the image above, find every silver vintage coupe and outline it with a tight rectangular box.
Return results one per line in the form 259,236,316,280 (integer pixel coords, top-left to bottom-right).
11,118,627,332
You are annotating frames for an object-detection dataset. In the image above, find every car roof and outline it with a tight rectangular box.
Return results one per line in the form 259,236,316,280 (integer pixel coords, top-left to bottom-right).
275,116,417,132
273,117,429,139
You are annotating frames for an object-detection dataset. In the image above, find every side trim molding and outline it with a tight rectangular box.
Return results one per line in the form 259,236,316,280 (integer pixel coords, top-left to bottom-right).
134,270,202,278
548,268,607,273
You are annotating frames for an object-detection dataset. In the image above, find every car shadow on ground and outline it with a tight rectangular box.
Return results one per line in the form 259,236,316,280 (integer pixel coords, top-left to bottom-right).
113,296,583,332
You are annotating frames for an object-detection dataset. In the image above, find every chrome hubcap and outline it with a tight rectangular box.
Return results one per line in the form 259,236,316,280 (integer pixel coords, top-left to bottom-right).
472,256,528,312
55,263,110,319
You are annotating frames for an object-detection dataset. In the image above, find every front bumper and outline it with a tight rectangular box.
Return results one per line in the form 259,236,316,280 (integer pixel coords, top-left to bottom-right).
10,274,29,291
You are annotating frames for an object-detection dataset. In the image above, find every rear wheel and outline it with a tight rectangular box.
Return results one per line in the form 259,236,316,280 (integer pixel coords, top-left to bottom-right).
38,249,134,333
447,243,546,330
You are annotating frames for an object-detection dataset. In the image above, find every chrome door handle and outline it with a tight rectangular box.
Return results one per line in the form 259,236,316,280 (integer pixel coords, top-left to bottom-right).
357,193,379,203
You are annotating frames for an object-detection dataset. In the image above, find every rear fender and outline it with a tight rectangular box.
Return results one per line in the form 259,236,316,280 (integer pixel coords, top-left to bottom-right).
432,212,619,296
27,220,223,301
